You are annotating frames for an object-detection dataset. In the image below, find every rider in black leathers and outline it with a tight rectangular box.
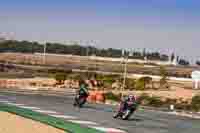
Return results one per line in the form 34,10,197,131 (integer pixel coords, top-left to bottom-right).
77,80,89,98
74,80,89,106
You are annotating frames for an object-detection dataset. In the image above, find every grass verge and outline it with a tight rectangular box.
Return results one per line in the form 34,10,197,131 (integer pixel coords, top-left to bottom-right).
0,103,104,133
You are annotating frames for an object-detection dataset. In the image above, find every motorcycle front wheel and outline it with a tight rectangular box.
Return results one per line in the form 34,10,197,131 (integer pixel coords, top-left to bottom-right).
122,110,131,120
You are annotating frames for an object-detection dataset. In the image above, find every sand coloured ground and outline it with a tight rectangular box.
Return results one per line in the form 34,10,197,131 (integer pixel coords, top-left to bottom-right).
0,111,66,133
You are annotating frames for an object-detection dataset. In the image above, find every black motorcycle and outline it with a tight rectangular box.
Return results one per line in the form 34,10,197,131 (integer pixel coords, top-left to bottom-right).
113,101,138,120
73,93,88,108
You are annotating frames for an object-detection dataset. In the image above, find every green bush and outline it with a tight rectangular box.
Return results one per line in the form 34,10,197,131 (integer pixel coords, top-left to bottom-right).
137,93,151,104
164,98,177,105
126,78,136,90
175,100,191,111
101,74,120,85
137,94,200,111
104,92,121,102
135,79,145,90
54,72,68,84
48,69,72,74
159,66,168,88
135,76,152,90
137,94,164,107
148,96,164,107
68,73,84,80
191,95,200,111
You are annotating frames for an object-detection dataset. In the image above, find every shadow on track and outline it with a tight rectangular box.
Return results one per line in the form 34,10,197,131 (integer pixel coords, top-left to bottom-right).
127,118,143,122
83,104,114,112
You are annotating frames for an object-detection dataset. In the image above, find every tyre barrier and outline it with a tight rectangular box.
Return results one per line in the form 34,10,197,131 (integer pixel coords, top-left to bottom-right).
0,80,30,88
87,90,105,103
0,80,22,88
7,80,17,88
96,91,105,103
0,80,7,87
87,91,97,103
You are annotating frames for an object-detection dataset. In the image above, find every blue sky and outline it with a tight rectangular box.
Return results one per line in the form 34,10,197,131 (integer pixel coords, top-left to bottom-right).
0,0,200,61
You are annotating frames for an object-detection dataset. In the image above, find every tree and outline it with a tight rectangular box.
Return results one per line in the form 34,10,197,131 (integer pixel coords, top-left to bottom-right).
159,66,168,88
142,48,146,57
191,95,200,111
196,60,200,66
125,78,136,90
0,39,171,61
160,54,169,61
176,56,180,63
171,53,175,62
178,59,190,66
135,76,153,90
53,72,68,85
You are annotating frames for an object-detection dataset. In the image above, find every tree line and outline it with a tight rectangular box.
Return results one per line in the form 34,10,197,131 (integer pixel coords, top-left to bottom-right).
0,40,171,61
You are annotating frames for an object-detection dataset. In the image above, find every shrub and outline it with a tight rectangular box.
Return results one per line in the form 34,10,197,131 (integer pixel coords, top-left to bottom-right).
135,76,152,90
148,96,164,107
137,94,164,107
135,78,145,90
100,74,120,85
48,69,72,74
137,94,200,111
126,78,136,90
164,98,177,105
175,101,191,111
104,92,121,102
137,93,151,105
191,95,200,111
54,72,67,85
95,74,105,81
66,72,85,81
159,66,168,88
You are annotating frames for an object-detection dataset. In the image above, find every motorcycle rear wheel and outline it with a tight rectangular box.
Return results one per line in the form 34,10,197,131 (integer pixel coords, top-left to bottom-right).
113,112,120,119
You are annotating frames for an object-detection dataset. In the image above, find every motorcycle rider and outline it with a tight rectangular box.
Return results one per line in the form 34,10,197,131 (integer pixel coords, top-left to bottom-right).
74,79,89,106
77,79,89,98
120,95,136,112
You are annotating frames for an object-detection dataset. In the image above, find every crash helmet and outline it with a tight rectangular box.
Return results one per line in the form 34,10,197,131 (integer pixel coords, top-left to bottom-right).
128,94,136,101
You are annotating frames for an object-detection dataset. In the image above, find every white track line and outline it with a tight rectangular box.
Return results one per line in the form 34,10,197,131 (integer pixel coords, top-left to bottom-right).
19,106,41,110
68,120,99,125
6,103,25,106
34,109,57,114
90,126,127,133
50,114,77,119
12,103,25,106
0,100,11,103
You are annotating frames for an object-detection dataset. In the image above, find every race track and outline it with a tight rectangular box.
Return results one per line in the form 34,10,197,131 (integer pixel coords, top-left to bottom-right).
0,90,200,133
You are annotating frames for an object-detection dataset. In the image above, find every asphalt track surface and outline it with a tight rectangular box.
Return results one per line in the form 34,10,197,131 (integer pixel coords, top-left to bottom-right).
0,91,200,133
